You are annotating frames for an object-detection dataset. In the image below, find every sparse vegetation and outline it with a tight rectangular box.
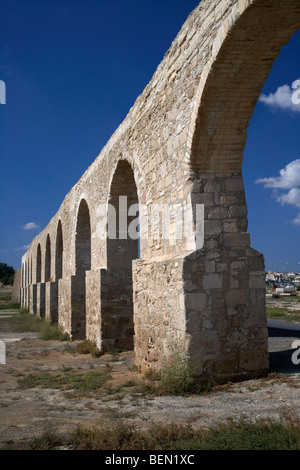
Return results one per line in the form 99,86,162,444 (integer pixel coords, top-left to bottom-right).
0,303,20,310
25,415,300,450
2,297,300,451
107,347,124,361
30,429,64,450
267,307,289,318
0,291,12,302
17,369,110,397
0,290,19,310
266,297,300,322
39,321,69,341
158,349,202,395
0,308,68,341
141,344,212,396
76,340,101,357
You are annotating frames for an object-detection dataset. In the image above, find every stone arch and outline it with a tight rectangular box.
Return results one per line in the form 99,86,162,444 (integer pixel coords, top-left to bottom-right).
105,156,146,260
101,159,139,351
21,263,24,288
72,198,91,339
107,159,139,266
55,220,63,281
75,199,91,277
189,0,300,174
36,242,45,318
21,261,25,306
24,261,27,287
45,235,51,282
29,255,34,313
27,259,29,286
36,244,42,283
21,262,24,306
26,258,30,308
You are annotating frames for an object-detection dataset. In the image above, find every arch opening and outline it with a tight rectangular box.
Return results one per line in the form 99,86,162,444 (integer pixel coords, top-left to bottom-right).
21,263,24,288
55,221,63,281
102,160,139,352
36,244,41,284
45,235,51,282
73,199,91,339
190,2,300,175
36,243,45,318
76,200,91,277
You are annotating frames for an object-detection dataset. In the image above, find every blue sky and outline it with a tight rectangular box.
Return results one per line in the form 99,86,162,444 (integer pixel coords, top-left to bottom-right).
0,0,299,273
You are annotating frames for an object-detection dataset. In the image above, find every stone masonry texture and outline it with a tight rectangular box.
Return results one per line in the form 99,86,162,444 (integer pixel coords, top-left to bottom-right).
21,0,300,382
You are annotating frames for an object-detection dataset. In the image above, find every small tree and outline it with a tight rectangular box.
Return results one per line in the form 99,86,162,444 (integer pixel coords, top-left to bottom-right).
0,263,15,285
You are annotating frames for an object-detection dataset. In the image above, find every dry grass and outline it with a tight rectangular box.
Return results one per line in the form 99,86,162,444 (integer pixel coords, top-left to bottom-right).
26,414,300,450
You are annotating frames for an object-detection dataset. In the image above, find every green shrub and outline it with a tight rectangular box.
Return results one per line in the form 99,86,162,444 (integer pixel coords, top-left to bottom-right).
39,322,69,341
0,291,12,301
159,350,198,395
0,303,20,310
76,340,101,357
152,343,209,396
1,309,68,340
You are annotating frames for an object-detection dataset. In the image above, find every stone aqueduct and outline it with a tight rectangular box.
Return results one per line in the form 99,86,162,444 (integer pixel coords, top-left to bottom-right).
21,0,300,382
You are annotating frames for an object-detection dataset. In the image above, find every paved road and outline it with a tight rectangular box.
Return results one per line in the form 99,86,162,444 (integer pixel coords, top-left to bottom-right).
268,318,300,335
268,319,300,374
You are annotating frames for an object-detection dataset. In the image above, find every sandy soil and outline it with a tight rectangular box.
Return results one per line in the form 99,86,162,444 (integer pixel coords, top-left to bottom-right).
1,310,300,450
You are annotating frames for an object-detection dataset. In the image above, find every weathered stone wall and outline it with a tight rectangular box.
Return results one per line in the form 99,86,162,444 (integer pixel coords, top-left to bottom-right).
133,256,187,372
21,0,300,382
11,269,21,305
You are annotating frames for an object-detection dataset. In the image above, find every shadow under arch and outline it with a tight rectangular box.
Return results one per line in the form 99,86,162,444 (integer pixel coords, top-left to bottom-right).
45,234,51,282
55,220,63,281
35,243,45,318
101,159,140,352
44,220,64,325
36,243,42,284
72,198,91,340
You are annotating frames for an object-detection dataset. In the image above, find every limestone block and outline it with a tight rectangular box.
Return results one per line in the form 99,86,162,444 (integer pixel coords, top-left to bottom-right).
203,273,223,290
224,233,250,248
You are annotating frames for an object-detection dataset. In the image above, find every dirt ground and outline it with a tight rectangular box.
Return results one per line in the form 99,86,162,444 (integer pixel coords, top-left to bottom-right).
1,309,300,450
